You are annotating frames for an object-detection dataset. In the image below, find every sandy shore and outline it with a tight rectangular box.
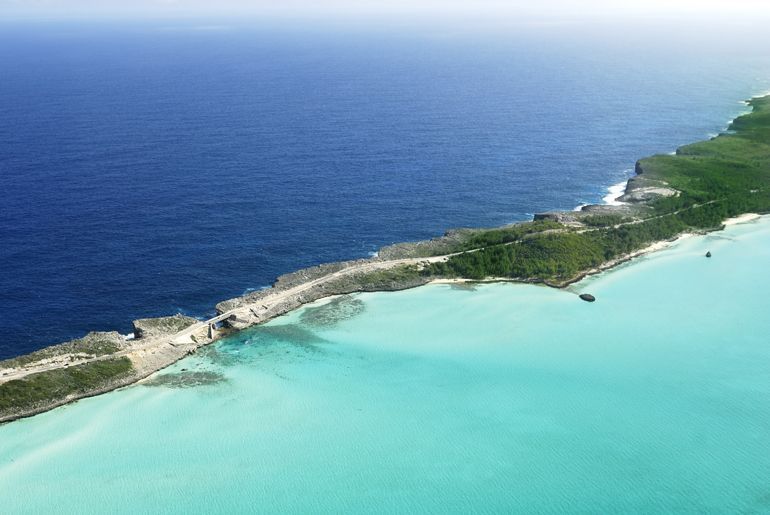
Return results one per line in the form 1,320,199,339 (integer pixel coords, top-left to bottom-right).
430,213,762,290
427,233,699,291
723,213,761,226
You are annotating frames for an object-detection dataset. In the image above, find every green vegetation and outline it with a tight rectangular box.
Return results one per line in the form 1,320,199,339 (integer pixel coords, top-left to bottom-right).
0,358,133,417
457,220,564,251
424,96,770,283
354,265,423,288
0,332,123,369
581,214,632,227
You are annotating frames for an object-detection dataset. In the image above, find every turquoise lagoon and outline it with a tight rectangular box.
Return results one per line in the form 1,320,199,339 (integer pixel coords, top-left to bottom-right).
2,219,770,513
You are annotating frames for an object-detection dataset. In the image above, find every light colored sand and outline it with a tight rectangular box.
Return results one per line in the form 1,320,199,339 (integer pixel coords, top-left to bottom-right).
723,213,760,226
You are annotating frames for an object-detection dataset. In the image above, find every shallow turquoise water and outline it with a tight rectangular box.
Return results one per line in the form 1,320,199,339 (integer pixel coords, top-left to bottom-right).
2,219,770,513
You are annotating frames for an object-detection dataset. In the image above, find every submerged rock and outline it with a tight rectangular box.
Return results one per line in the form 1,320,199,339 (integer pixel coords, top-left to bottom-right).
142,370,227,388
449,282,478,291
300,295,365,327
579,293,596,303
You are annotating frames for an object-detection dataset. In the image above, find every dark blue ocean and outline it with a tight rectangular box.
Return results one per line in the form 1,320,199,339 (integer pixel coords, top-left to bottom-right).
1,20,769,358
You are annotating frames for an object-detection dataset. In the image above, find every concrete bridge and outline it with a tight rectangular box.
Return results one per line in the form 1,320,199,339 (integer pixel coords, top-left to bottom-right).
172,312,239,344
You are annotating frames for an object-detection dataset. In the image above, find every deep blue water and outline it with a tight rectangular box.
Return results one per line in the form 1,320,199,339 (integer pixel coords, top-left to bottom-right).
1,20,769,358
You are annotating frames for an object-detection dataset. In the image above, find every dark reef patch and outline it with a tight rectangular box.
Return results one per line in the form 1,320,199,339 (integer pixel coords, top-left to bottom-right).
143,370,227,388
449,282,478,292
198,345,241,367
199,323,329,368
299,295,366,328
248,324,328,349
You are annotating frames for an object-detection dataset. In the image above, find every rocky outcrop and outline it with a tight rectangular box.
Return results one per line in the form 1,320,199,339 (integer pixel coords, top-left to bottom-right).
133,314,198,340
215,258,372,313
378,228,477,260
533,211,579,223
273,258,371,290
617,185,678,203
217,268,429,331
535,203,641,224
617,160,678,203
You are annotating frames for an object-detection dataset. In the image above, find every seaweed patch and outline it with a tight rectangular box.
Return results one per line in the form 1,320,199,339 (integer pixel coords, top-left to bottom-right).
300,295,365,327
143,370,227,388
